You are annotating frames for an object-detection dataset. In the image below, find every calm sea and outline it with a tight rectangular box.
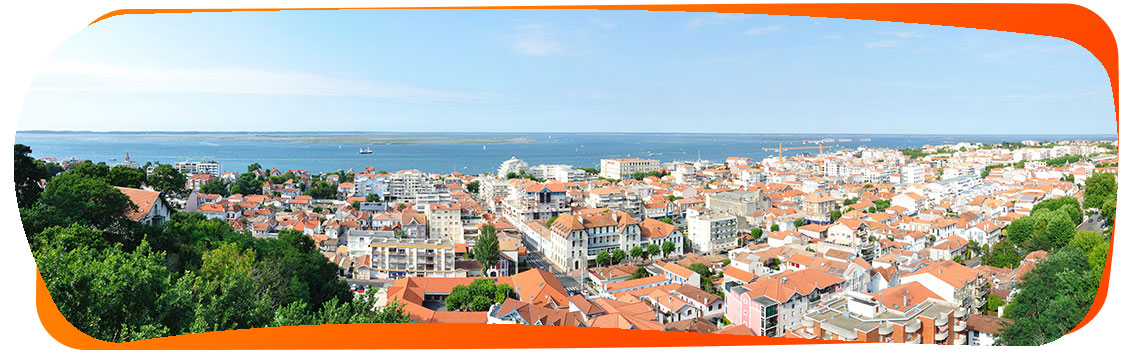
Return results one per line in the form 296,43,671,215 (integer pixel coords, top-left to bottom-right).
14,132,1117,175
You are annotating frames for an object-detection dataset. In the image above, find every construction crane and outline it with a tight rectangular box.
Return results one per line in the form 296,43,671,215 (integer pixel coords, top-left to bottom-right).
762,141,829,160
763,138,873,160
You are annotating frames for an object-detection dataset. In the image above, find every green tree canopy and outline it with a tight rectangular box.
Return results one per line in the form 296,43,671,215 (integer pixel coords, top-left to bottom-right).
14,144,49,209
473,224,500,275
108,166,147,189
148,164,187,194
999,246,1096,345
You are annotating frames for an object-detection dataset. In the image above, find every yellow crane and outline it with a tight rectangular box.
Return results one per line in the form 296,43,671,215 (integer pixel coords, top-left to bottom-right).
762,141,829,160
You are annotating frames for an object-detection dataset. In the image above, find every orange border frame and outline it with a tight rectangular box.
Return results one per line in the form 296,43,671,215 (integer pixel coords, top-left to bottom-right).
35,2,1116,349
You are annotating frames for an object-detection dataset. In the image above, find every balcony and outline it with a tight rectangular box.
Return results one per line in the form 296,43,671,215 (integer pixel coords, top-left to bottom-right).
955,320,967,332
935,317,948,327
935,332,949,341
905,319,921,333
955,308,968,319
878,322,893,336
955,334,967,345
906,335,922,344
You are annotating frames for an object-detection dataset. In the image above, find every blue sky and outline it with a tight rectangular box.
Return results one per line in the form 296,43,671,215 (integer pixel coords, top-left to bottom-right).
18,9,1116,134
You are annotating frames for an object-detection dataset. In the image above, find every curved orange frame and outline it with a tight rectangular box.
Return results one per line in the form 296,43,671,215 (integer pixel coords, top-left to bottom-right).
34,2,1116,349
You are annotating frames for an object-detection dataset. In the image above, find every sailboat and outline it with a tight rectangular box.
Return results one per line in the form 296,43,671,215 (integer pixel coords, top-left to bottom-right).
360,147,373,154
482,145,486,150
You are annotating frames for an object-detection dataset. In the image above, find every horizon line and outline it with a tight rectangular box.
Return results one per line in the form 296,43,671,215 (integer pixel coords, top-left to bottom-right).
14,130,1119,137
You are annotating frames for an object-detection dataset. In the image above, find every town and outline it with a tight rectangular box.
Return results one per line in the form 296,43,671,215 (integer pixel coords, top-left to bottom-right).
20,139,1117,346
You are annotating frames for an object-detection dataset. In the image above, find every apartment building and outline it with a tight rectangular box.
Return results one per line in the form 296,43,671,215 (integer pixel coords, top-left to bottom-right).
706,190,772,231
545,209,643,272
687,208,738,252
793,283,967,345
364,232,457,279
724,268,847,336
530,164,587,182
424,203,464,243
500,181,570,223
497,156,529,178
801,192,837,225
174,160,222,176
900,260,989,316
600,158,660,180
901,164,927,185
586,186,644,219
387,169,430,201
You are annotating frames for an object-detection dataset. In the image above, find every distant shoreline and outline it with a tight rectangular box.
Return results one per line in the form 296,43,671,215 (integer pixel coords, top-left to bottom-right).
14,130,1119,138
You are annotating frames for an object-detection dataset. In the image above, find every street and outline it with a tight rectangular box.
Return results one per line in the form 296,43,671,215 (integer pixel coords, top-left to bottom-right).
525,249,584,295
1079,212,1105,233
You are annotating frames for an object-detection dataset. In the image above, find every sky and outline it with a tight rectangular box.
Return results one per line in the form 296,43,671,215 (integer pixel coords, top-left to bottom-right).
17,9,1116,135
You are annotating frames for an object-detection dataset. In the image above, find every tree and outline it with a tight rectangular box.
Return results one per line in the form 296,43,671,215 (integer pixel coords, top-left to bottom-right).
985,238,1022,269
646,244,660,260
982,293,1004,315
830,210,842,222
21,173,138,239
633,172,647,181
611,249,626,264
147,164,187,194
365,194,381,202
1005,217,1037,246
198,179,229,196
1101,196,1116,223
465,181,480,194
305,181,337,200
546,215,558,227
33,241,190,342
445,285,472,311
14,144,49,209
1000,246,1095,345
247,163,262,173
662,241,676,258
750,227,763,241
108,166,147,188
473,224,499,275
445,279,513,311
1083,172,1116,209
229,172,265,196
1045,214,1076,249
629,246,643,262
595,251,611,267
630,266,650,280
770,224,780,232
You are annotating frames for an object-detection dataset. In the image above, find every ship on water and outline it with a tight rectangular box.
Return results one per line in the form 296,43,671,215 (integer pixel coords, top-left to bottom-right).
360,147,373,154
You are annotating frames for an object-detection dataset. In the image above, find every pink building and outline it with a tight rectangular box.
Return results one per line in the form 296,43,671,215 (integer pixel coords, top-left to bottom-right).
724,268,846,336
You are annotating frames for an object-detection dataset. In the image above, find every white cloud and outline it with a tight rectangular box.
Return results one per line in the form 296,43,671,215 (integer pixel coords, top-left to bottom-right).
878,31,926,38
864,40,900,48
589,17,616,29
687,13,747,29
31,62,505,104
823,34,843,40
508,24,566,56
744,25,784,36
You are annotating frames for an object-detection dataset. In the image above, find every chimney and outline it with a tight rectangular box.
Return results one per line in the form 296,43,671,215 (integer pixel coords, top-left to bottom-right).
903,290,909,308
780,277,788,285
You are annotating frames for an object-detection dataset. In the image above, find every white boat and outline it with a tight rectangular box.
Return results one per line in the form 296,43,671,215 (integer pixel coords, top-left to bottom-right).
482,145,486,150
360,147,373,154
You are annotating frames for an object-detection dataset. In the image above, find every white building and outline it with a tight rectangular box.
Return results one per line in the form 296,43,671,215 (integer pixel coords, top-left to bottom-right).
497,157,529,178
686,208,738,252
600,158,660,180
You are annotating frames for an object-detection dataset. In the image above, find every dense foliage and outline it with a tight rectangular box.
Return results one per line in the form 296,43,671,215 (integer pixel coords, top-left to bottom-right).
444,279,515,311
17,146,409,342
473,224,500,274
1003,197,1082,253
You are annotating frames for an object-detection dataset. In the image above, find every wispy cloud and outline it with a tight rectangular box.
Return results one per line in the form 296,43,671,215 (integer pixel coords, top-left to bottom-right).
31,62,506,104
864,40,900,48
878,31,926,38
687,13,747,29
744,25,784,36
823,34,842,40
508,23,566,56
